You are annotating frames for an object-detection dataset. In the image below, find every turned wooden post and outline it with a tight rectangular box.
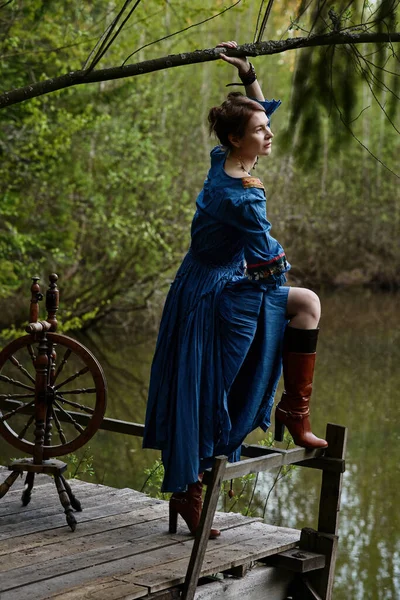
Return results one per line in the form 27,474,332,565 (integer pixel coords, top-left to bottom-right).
29,277,43,324
46,273,59,332
33,333,49,464
44,274,59,445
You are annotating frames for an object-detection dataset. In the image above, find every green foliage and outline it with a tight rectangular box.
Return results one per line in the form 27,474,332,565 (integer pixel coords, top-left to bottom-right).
140,459,170,500
65,446,95,479
0,0,399,333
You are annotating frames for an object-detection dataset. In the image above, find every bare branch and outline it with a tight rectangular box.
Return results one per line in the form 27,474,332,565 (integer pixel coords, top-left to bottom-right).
1,31,400,109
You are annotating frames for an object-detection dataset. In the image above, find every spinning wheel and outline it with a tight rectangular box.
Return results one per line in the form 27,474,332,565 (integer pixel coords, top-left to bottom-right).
0,275,107,530
0,334,106,458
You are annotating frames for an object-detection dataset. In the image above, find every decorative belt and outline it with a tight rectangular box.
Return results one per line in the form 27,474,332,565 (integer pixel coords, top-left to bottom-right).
245,252,288,281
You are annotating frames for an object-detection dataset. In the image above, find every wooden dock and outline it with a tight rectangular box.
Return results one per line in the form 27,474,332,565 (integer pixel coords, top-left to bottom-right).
0,465,303,600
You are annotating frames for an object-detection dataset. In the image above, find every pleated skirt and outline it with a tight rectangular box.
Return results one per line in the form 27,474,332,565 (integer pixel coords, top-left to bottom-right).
143,249,289,492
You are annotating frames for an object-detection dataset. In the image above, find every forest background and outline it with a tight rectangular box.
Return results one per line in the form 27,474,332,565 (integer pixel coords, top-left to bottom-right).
0,0,399,337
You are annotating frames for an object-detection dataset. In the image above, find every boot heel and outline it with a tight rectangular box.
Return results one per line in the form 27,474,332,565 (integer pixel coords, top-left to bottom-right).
169,501,178,533
274,416,285,442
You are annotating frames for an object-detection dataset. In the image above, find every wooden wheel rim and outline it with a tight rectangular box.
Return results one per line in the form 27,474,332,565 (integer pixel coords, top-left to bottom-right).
0,333,107,458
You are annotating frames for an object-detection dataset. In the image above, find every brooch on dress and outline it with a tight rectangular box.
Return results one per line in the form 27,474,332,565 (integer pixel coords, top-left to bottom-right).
241,177,264,190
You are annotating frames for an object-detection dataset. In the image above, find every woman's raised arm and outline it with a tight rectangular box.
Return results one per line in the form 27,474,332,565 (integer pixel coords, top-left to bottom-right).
216,40,265,101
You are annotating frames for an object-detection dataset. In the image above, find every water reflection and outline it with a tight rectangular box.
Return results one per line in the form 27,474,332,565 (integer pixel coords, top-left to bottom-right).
0,289,398,599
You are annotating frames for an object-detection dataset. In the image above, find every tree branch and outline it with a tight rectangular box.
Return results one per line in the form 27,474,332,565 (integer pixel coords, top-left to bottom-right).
1,31,400,108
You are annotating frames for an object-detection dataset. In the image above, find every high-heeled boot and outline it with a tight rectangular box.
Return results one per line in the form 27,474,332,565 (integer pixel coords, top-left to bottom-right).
169,479,220,539
275,327,328,449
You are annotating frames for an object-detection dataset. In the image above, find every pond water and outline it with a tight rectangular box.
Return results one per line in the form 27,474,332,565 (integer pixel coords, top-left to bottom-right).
0,288,398,599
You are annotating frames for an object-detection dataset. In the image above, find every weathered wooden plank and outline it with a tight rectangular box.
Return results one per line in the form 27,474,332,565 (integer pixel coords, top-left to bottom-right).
0,531,187,592
0,501,167,556
0,521,299,600
37,515,262,599
0,502,257,559
0,486,142,526
240,444,324,463
223,454,283,479
49,579,149,600
0,517,170,572
3,510,258,573
0,481,118,517
131,523,300,593
0,492,157,540
0,514,268,589
215,446,326,482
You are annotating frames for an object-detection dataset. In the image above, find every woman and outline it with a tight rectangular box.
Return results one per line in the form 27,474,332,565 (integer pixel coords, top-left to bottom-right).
143,41,327,538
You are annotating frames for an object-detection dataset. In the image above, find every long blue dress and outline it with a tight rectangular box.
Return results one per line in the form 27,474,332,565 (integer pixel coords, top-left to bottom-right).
143,99,291,492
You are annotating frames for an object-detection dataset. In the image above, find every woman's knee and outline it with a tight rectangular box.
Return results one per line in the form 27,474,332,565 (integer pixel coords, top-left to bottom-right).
287,287,321,323
307,290,321,322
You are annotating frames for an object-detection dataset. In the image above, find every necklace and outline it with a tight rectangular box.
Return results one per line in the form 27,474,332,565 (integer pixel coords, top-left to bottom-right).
231,154,257,174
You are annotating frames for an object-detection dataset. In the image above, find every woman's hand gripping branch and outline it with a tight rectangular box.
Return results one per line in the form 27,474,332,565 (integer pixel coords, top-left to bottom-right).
216,40,265,101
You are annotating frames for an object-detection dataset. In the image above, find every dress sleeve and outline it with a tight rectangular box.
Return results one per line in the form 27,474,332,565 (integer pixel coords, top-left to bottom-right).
251,98,281,126
230,193,290,285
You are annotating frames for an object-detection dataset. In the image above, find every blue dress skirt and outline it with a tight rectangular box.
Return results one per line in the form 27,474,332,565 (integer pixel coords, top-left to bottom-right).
143,99,291,492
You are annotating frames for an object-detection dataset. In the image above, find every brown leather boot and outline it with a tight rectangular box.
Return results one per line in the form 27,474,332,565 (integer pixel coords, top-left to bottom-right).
275,350,328,449
169,479,220,539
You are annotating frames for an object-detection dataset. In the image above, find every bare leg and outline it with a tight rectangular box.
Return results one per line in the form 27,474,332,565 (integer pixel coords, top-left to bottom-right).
286,287,321,329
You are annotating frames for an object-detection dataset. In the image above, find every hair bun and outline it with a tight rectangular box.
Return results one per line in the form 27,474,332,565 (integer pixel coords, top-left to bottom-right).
207,93,266,149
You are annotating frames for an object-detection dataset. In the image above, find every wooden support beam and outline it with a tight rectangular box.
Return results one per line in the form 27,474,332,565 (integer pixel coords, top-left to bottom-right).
181,456,227,600
294,457,345,474
288,574,324,600
298,528,338,600
317,423,348,535
264,548,326,573
223,563,251,578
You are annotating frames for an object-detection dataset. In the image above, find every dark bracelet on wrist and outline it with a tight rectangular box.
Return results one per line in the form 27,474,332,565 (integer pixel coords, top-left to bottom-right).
239,62,257,86
225,62,257,88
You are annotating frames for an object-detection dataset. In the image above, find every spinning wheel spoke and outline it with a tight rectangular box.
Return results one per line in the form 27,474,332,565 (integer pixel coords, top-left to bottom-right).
56,394,95,414
27,344,36,365
1,399,35,422
53,348,72,383
58,388,96,396
8,355,36,384
53,399,85,434
51,407,67,444
55,366,90,391
0,374,34,392
19,414,35,439
0,392,35,400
